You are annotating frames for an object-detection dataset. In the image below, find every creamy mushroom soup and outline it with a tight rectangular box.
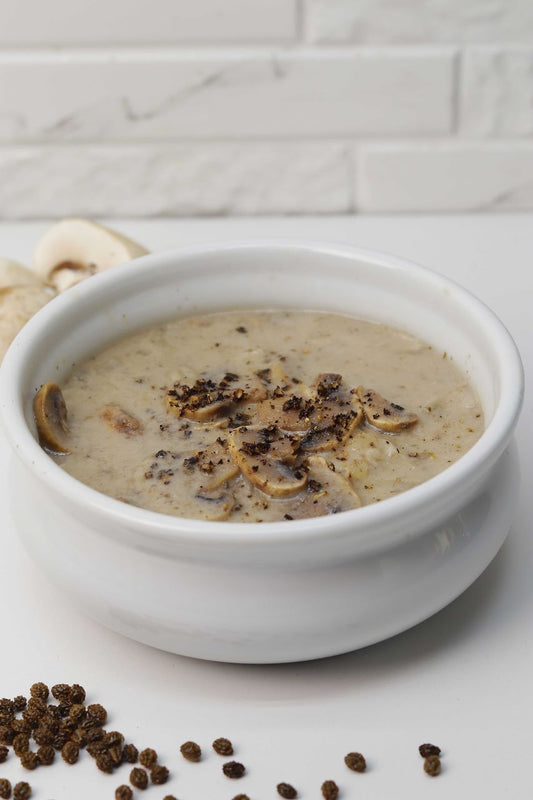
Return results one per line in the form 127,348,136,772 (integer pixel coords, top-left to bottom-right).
35,310,484,522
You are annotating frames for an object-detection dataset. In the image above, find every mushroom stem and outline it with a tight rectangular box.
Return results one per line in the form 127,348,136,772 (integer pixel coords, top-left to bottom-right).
33,382,71,454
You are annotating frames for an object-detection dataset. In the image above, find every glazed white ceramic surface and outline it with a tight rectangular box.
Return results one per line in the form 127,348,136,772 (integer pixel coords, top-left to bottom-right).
0,242,524,663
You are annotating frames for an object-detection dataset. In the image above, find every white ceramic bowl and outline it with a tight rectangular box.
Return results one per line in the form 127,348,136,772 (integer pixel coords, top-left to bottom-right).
0,241,524,663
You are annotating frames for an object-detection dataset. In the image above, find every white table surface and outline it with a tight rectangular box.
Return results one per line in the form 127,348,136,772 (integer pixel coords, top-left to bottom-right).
0,214,531,799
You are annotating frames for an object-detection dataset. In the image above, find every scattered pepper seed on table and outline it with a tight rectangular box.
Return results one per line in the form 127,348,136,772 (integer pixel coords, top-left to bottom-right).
321,779,339,800
86,727,105,744
104,731,124,749
419,743,441,758
277,781,297,798
0,682,453,797
11,722,30,737
61,741,79,764
180,741,201,762
36,745,54,765
13,784,31,800
51,685,70,702
223,761,246,779
19,752,38,771
150,764,169,785
53,731,70,750
0,729,13,747
70,685,86,704
212,737,234,756
26,698,46,719
344,752,366,772
69,704,86,724
122,744,139,764
70,728,87,748
139,747,158,768
86,703,107,726
424,755,441,777
29,684,49,703
130,767,148,790
95,753,114,773
12,734,29,756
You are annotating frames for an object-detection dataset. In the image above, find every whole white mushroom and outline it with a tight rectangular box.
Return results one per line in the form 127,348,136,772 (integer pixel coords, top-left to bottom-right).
0,284,55,361
33,218,149,292
0,258,42,290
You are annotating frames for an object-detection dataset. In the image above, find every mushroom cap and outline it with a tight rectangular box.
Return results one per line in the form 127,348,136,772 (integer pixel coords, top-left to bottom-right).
33,382,71,454
0,284,55,361
357,386,418,431
300,397,363,451
257,375,362,446
183,441,240,491
300,376,364,451
256,394,312,431
0,258,42,289
167,374,267,423
33,218,149,291
227,425,307,498
167,379,236,423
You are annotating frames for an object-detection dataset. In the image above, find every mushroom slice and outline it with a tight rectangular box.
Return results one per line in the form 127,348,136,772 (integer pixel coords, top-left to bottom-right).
290,455,361,519
221,371,267,404
300,377,364,451
166,378,234,422
166,373,265,423
256,392,314,432
171,396,232,423
183,440,240,491
100,405,143,436
301,374,363,451
33,218,149,292
0,258,43,289
227,426,306,498
33,382,71,454
301,400,363,451
356,386,418,432
194,491,235,521
0,284,55,361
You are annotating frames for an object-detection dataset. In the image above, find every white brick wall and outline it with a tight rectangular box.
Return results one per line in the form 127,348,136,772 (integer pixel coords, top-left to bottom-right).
459,47,533,137
305,0,533,44
0,49,454,140
358,142,533,212
0,143,354,217
0,0,297,44
0,0,531,216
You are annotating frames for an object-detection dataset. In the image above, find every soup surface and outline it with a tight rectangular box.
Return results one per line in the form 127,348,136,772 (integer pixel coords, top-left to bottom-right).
44,310,484,522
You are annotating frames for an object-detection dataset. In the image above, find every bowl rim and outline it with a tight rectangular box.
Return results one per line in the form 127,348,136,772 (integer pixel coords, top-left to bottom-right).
0,238,524,552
